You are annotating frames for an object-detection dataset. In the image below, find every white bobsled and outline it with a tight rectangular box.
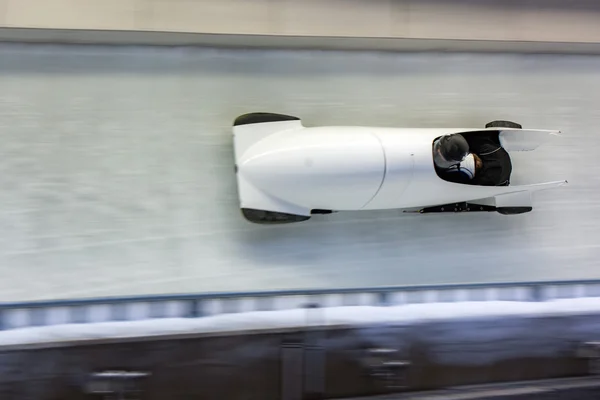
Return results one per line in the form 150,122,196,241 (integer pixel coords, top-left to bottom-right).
232,112,566,224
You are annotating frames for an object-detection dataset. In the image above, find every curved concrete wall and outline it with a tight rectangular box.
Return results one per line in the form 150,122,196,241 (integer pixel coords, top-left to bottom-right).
1,0,600,50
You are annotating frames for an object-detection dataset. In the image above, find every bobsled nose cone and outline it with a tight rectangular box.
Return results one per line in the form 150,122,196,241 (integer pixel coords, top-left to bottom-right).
238,153,279,180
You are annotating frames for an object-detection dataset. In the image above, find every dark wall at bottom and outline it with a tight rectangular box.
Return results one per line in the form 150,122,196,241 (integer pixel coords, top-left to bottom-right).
349,380,600,400
1,313,599,399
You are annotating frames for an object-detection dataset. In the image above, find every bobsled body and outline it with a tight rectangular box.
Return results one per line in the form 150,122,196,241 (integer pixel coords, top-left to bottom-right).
233,113,566,224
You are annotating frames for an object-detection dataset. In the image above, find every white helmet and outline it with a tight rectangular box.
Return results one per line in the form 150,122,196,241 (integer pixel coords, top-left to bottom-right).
458,153,476,179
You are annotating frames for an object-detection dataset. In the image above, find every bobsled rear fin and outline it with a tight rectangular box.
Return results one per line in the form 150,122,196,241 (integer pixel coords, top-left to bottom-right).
509,180,568,192
233,112,304,159
468,180,566,214
495,180,566,212
498,128,561,152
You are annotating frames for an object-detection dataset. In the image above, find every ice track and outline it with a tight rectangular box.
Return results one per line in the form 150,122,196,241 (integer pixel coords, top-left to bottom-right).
0,43,599,302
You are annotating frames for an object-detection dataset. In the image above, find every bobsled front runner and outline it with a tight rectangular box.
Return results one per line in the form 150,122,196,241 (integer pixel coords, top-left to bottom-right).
232,113,566,224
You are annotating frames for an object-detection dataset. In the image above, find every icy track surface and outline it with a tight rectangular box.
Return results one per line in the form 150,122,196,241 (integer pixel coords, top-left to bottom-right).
1,43,600,302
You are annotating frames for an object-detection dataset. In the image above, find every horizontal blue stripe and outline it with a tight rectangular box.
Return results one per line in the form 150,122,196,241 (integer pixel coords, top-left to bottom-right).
1,278,599,310
0,279,599,332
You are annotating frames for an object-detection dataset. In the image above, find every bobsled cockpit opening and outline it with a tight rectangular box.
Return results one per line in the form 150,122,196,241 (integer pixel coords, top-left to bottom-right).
433,130,512,187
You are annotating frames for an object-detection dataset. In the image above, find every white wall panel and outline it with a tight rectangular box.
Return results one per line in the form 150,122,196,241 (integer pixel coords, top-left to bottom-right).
0,44,599,302
3,0,139,30
2,0,600,45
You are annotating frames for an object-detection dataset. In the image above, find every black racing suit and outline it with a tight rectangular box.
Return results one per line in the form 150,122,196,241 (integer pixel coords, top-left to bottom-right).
445,131,512,186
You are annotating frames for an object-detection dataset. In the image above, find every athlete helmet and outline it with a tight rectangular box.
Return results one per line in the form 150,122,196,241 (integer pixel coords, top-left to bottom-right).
433,134,469,169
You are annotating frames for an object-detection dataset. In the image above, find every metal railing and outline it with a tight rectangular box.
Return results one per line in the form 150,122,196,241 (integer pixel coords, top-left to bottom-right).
1,278,600,331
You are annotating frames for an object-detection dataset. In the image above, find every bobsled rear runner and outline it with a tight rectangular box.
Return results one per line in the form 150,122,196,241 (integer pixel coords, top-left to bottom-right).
232,112,567,224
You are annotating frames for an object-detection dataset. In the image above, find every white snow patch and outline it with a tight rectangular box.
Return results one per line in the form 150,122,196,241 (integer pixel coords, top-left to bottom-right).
2,298,600,347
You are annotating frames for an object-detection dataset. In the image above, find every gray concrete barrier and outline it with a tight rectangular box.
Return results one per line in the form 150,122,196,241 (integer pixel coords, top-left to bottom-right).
3,1,600,53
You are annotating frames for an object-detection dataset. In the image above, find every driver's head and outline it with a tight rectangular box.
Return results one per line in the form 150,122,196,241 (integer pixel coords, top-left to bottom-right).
434,134,469,168
440,134,469,162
